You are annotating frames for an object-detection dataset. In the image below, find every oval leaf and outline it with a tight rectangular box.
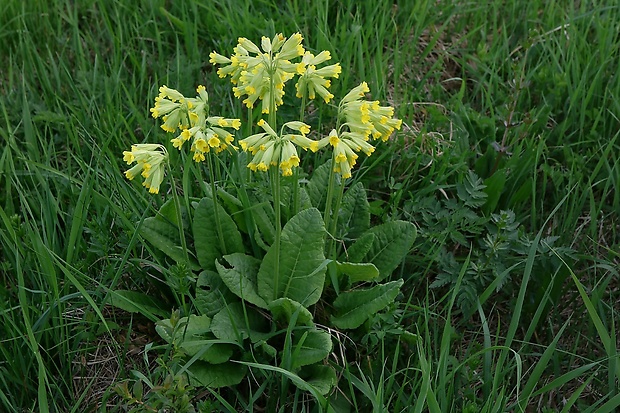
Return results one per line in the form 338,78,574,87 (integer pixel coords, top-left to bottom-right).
269,297,314,326
216,253,268,309
193,197,245,271
350,221,416,280
257,208,327,306
291,329,333,370
331,279,404,329
335,261,380,284
189,361,247,388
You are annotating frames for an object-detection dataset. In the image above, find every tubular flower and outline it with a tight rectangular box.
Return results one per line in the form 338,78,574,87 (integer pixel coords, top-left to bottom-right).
239,119,321,176
122,144,168,194
151,85,240,161
295,51,342,103
339,82,402,143
209,33,306,113
150,85,197,132
318,129,369,179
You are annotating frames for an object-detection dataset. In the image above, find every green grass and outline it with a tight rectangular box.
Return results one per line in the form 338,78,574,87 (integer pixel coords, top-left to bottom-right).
1,0,619,411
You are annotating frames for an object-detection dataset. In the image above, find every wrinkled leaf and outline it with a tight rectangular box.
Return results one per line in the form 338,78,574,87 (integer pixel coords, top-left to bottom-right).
258,208,327,306
348,221,416,280
343,232,376,263
107,290,169,320
194,197,245,271
291,329,333,370
195,270,237,317
338,182,370,239
336,261,380,284
298,365,338,396
305,162,331,209
216,253,267,309
189,361,247,388
331,280,403,329
269,297,314,326
211,302,269,343
140,216,200,271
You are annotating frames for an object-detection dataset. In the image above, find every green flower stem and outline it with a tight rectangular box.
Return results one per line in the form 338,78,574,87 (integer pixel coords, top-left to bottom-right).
206,151,227,255
167,161,189,313
327,177,347,258
268,58,282,299
270,165,282,298
323,156,337,234
292,95,308,216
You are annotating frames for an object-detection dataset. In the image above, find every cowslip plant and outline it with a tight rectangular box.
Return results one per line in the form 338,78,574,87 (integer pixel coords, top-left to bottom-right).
118,32,415,409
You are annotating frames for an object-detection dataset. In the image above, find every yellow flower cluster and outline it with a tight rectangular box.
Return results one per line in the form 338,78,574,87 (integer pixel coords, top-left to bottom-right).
123,144,168,194
340,82,403,143
209,33,340,112
295,51,342,103
315,82,402,179
151,85,241,162
239,119,322,176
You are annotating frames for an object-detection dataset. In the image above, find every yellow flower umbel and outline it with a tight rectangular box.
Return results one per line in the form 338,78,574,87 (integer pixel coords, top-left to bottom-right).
316,82,402,179
209,33,306,114
123,144,168,194
156,85,241,162
239,119,320,176
319,129,373,179
295,51,342,104
340,82,402,142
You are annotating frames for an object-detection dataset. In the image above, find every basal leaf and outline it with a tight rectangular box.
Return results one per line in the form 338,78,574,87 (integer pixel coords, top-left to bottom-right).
305,162,331,209
338,182,370,239
140,216,200,270
195,270,237,317
291,329,333,370
298,365,338,396
193,197,244,271
257,208,327,306
156,314,212,341
343,232,376,263
331,280,403,329
179,340,234,364
189,361,247,388
336,261,380,284
350,221,416,280
269,297,314,326
211,302,269,343
107,290,169,320
216,253,268,309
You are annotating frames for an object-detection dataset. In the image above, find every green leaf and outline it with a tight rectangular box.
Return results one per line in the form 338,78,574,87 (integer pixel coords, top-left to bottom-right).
269,297,314,326
211,302,269,343
331,280,403,329
248,190,275,248
336,261,380,284
155,314,235,364
107,290,169,319
344,232,376,262
216,253,268,309
178,340,234,365
193,197,244,271
483,169,507,215
298,365,338,396
349,221,416,280
155,314,212,344
291,329,333,370
258,208,328,306
305,162,331,209
140,216,200,271
195,270,237,317
338,182,370,239
188,361,247,388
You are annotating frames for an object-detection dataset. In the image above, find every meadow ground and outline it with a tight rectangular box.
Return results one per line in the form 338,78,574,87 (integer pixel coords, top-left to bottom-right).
1,1,619,411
